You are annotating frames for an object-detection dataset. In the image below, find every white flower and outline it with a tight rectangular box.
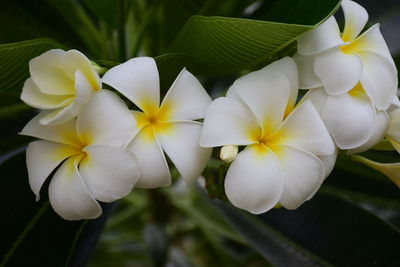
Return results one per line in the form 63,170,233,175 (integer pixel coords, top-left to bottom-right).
102,57,212,188
302,84,389,150
295,0,398,110
386,107,400,152
199,57,336,214
20,90,140,220
21,49,102,125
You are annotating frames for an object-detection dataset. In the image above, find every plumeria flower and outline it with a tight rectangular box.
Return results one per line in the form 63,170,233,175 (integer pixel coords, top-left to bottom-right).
294,0,398,110
302,83,389,150
102,57,212,188
21,49,102,125
200,57,336,214
20,90,140,220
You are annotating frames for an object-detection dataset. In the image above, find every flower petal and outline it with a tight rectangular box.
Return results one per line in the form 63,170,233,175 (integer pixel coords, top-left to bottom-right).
314,48,363,95
300,87,329,113
293,53,323,89
128,127,171,188
297,17,344,55
387,108,400,152
227,64,291,134
359,52,397,110
26,140,80,200
20,111,80,147
274,145,325,209
80,145,140,202
160,68,211,121
319,147,338,179
61,49,101,91
225,146,283,214
199,97,259,147
102,57,160,113
157,121,212,184
321,91,376,149
348,110,389,154
341,0,369,42
351,24,394,66
21,78,73,109
48,156,102,220
38,70,95,125
29,49,75,95
352,155,400,188
269,100,335,156
77,90,136,146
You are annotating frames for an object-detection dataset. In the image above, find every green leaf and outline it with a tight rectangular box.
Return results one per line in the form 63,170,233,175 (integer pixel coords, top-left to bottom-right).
217,203,332,266
0,38,64,92
168,0,341,76
0,153,85,266
83,0,117,26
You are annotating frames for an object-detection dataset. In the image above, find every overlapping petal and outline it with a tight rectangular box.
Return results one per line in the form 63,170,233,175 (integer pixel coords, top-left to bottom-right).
314,47,363,94
161,68,212,121
77,90,136,146
297,17,344,55
26,140,81,200
293,53,322,89
80,145,140,202
269,101,335,156
274,145,325,210
224,146,283,214
157,121,212,184
200,97,259,147
128,127,171,188
48,156,102,220
102,57,160,113
341,0,368,42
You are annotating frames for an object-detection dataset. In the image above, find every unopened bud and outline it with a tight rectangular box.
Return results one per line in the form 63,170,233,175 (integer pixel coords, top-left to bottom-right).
220,145,238,163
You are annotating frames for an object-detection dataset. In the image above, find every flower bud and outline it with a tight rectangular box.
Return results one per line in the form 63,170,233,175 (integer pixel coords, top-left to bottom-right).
220,145,238,163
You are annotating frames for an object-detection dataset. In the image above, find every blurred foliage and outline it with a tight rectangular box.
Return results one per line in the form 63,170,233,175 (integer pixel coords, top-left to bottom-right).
1,0,400,266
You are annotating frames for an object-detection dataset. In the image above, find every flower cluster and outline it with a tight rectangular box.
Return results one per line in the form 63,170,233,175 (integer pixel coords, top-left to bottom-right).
20,0,399,219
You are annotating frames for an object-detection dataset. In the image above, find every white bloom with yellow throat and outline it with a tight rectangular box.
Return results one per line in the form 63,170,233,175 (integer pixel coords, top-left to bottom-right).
102,57,212,188
295,0,397,110
21,90,140,220
21,49,102,125
199,57,336,214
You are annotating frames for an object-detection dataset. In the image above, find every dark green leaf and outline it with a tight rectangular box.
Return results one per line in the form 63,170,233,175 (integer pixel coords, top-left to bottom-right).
168,0,341,76
83,0,117,26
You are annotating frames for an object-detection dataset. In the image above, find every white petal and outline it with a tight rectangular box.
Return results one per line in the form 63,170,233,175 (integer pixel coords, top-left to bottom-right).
161,68,211,121
352,155,400,188
225,146,283,214
266,57,299,111
227,65,291,134
360,52,398,110
26,140,80,200
351,24,395,66
314,48,363,95
269,100,335,155
29,49,75,95
21,78,73,109
387,108,400,146
102,57,160,113
300,87,329,113
60,49,101,91
321,92,376,149
157,121,212,184
319,147,338,179
274,145,325,209
79,145,140,202
297,17,344,55
348,110,389,154
48,156,102,220
38,70,95,125
293,53,323,89
20,111,80,147
128,126,171,188
341,0,368,42
77,90,136,146
199,97,259,147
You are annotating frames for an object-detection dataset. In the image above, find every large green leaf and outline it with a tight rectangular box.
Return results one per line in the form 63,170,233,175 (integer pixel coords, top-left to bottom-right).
0,153,102,266
168,0,341,76
0,38,64,93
